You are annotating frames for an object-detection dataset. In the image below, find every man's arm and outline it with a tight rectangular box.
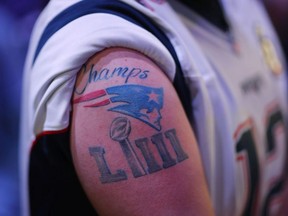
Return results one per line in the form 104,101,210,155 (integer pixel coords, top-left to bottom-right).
70,47,214,216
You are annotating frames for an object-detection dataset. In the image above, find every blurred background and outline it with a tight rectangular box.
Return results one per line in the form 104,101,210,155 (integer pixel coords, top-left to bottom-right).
0,0,287,215
0,0,48,215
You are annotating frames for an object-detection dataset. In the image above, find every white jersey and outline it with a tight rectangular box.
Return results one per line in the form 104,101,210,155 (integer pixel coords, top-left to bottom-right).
20,0,288,215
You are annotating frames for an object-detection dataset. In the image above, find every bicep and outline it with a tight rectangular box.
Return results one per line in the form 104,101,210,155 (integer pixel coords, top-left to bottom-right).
70,47,214,216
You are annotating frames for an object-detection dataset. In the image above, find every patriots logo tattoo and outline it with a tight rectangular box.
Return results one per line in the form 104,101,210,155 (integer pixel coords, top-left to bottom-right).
74,85,163,131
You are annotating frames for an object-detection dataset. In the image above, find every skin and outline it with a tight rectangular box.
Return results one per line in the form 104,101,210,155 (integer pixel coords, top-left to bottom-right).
70,47,214,216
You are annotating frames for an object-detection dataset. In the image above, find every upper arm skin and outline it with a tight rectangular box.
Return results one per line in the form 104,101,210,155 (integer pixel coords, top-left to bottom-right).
71,47,214,216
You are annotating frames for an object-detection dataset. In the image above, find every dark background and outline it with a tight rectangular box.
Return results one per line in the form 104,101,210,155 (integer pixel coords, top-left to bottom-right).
0,0,286,215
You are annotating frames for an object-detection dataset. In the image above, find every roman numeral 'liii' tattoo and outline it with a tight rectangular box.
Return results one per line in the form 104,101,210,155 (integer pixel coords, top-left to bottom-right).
89,117,189,184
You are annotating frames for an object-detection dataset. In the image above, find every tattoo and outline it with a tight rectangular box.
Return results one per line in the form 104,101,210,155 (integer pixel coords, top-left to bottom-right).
74,85,164,131
89,117,189,184
135,138,162,174
165,129,189,162
75,64,149,94
110,117,147,178
151,133,177,168
89,147,127,183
